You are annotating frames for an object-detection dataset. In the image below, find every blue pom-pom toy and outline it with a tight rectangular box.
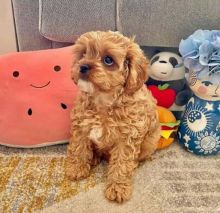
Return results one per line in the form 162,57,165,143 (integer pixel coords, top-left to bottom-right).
178,29,220,156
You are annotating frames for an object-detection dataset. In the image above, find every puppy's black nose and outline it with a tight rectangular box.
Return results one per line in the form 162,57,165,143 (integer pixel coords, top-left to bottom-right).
80,65,90,74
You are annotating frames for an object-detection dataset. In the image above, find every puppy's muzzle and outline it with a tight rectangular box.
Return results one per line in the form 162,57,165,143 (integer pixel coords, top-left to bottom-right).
80,64,90,74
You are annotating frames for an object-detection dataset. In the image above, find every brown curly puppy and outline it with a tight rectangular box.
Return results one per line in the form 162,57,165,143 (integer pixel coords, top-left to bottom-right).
66,31,160,203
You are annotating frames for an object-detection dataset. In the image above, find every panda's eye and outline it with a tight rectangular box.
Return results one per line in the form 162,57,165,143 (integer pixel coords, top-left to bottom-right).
202,81,213,86
103,56,114,66
169,57,178,67
150,56,159,65
13,71,20,77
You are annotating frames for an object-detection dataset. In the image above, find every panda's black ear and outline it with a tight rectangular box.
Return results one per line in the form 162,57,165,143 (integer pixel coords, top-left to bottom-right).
153,49,161,55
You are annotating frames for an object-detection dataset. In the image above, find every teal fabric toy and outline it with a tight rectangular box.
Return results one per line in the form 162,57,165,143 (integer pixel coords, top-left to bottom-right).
178,81,220,155
178,29,220,155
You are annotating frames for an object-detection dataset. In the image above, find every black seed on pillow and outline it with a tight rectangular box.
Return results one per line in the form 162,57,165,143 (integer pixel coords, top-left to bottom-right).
13,71,20,77
169,57,178,67
54,65,61,72
28,108,32,116
61,103,67,109
150,56,159,65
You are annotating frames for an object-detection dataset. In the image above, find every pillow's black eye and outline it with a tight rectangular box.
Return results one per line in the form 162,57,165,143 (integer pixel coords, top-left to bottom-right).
13,71,19,77
27,108,32,116
61,103,67,109
202,81,213,86
54,65,61,72
103,56,114,66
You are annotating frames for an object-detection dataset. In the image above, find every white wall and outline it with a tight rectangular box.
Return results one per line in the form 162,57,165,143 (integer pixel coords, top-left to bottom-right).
0,0,17,54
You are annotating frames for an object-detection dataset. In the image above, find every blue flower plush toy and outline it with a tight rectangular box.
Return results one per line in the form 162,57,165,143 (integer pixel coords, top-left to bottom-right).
178,29,220,155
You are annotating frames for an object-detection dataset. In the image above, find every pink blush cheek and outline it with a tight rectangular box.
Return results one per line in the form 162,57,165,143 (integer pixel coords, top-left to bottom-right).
198,86,207,94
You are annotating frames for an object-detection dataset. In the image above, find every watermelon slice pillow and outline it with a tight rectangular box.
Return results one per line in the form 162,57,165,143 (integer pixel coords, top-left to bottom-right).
0,46,79,147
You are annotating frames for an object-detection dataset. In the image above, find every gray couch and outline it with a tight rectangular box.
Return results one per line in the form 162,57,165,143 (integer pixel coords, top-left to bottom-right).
12,0,220,55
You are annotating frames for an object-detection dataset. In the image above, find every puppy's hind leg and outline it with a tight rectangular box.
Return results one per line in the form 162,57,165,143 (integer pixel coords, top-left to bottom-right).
138,125,161,161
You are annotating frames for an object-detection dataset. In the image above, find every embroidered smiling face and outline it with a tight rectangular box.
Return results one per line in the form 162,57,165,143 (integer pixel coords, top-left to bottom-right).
12,65,60,88
0,47,78,147
189,71,220,101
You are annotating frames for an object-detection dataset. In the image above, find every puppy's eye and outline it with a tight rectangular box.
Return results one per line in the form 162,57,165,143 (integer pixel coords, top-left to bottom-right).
103,56,114,66
202,81,213,86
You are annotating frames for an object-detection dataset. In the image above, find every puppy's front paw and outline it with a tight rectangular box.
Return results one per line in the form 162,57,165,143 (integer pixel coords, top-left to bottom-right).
105,182,132,203
65,163,90,181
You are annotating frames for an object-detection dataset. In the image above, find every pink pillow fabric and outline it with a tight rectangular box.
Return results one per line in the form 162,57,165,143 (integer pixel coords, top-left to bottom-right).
0,46,78,147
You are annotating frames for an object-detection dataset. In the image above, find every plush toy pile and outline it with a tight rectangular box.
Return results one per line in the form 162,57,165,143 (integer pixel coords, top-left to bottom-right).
145,52,189,149
146,51,192,120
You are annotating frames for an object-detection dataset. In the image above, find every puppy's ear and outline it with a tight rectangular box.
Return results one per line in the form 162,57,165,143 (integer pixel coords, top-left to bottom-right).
125,42,149,94
71,42,86,84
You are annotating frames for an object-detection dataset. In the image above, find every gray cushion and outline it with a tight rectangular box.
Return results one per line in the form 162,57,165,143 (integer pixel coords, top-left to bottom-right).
39,0,116,43
12,0,52,51
118,0,220,47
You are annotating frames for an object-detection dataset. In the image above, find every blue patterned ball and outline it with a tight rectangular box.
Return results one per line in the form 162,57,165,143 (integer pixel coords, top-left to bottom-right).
178,95,220,155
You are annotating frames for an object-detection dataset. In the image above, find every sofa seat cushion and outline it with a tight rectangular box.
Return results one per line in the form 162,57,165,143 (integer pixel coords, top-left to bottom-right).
39,0,116,43
118,0,220,47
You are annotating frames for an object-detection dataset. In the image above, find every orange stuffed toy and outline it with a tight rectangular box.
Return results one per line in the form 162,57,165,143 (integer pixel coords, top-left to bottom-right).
157,106,180,149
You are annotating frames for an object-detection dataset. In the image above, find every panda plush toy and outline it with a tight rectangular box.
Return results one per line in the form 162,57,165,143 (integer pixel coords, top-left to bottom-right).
146,51,192,119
